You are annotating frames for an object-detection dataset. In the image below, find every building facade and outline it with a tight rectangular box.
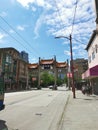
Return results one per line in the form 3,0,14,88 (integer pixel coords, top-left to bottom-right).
17,59,28,90
82,0,98,94
82,30,98,94
0,47,28,92
20,51,29,63
73,58,88,81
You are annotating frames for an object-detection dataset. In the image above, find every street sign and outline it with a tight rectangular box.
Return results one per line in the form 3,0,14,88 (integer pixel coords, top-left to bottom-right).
67,73,72,78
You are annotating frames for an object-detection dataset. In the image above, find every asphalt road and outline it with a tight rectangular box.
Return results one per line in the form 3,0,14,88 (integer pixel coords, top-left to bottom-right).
0,87,69,130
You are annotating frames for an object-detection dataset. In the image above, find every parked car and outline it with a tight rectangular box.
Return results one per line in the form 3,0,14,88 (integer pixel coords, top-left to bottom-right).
49,85,53,89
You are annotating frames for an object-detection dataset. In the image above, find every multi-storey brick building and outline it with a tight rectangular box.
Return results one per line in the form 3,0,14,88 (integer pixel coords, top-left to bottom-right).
73,58,88,81
0,47,28,91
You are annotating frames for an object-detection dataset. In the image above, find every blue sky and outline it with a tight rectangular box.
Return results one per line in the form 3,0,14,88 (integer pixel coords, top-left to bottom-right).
0,0,96,63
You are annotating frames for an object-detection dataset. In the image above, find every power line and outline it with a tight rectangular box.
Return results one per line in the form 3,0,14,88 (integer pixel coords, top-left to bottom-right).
71,0,78,35
72,37,87,45
54,0,86,47
54,0,71,35
54,0,80,49
53,1,70,49
0,26,39,57
0,15,40,56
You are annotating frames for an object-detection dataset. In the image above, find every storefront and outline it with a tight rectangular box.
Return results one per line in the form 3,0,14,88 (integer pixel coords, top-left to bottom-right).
82,65,98,94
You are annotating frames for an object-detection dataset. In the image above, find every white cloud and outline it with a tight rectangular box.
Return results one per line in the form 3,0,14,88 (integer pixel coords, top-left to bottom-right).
31,6,36,12
31,57,38,63
0,12,7,17
34,12,46,39
16,0,35,8
9,29,15,33
64,50,70,56
0,33,6,40
0,33,7,44
36,0,45,7
17,25,25,31
16,0,95,58
16,0,52,10
16,1,52,38
11,0,16,4
16,0,95,37
62,41,69,45
73,44,86,50
75,49,87,58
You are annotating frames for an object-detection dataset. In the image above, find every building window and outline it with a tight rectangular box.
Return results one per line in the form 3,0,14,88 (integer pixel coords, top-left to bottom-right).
4,63,10,72
41,65,44,69
44,65,50,69
50,65,53,69
95,44,98,53
6,54,12,63
88,56,91,63
92,51,95,60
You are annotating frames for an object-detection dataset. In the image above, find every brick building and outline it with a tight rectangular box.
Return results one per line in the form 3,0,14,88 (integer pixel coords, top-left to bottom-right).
0,47,28,91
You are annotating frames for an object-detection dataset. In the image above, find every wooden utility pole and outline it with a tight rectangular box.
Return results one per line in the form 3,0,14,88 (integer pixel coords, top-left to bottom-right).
55,35,76,98
69,34,76,98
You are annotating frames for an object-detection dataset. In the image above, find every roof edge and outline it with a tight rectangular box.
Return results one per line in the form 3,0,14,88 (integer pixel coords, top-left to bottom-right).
86,30,98,50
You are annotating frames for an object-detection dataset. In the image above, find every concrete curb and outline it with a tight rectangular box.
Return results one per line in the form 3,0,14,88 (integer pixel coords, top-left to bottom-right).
57,93,70,130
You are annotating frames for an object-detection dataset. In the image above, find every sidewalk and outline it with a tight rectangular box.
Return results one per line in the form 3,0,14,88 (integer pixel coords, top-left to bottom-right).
58,90,98,130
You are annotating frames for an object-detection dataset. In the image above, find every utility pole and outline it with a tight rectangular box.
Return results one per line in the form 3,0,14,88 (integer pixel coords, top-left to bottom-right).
69,34,76,98
55,34,76,98
67,59,71,90
38,57,41,89
54,55,57,90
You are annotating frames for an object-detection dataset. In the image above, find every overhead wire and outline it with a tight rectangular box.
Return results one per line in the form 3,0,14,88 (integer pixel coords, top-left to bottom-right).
0,15,40,56
54,0,87,60
70,0,89,46
0,25,39,57
71,0,78,36
54,0,71,54
52,0,88,59
54,0,87,47
0,15,62,60
54,0,71,36
72,37,87,45
0,0,86,61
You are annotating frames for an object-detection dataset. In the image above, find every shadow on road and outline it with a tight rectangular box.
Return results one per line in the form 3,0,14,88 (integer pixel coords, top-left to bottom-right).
0,120,8,130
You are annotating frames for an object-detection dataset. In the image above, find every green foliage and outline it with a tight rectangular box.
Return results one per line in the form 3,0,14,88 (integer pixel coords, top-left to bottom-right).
41,72,54,87
64,75,68,83
29,72,68,88
57,77,63,86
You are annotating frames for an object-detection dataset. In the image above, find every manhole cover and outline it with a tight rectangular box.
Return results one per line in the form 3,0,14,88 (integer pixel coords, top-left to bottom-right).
35,113,42,116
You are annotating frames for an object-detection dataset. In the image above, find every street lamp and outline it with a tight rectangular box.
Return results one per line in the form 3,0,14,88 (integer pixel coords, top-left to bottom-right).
55,34,76,98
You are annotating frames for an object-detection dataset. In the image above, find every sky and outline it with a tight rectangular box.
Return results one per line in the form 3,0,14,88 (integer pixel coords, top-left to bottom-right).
0,0,96,63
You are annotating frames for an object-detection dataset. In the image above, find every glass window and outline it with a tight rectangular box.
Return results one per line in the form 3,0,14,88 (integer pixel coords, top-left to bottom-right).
95,45,98,53
6,54,12,63
92,52,95,60
88,56,91,63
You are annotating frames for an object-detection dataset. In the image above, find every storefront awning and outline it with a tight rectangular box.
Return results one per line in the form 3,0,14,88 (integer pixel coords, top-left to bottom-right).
82,65,98,79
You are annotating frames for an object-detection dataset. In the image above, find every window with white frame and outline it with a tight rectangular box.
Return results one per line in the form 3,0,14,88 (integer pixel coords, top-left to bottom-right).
6,54,12,63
